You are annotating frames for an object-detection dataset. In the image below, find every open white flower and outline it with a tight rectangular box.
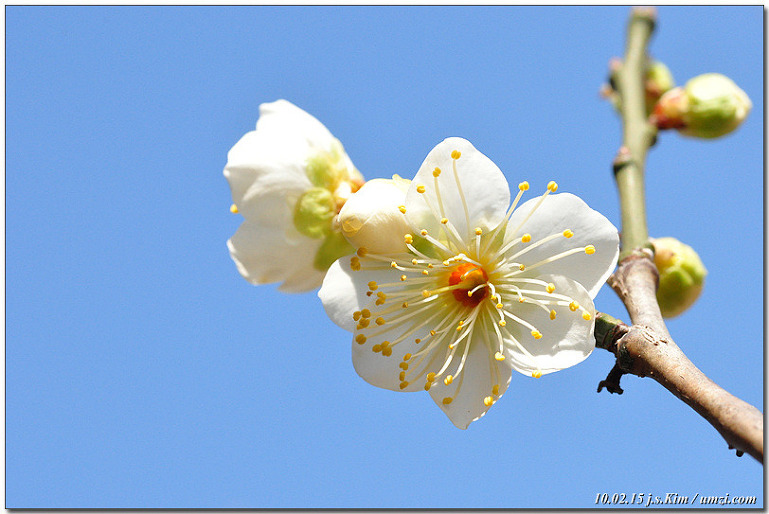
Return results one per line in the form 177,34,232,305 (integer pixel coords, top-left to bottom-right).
319,138,619,429
225,100,363,292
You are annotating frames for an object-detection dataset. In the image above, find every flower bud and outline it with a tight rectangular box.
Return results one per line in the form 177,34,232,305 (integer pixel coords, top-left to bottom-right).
653,73,751,138
338,177,411,255
653,237,707,318
644,61,675,114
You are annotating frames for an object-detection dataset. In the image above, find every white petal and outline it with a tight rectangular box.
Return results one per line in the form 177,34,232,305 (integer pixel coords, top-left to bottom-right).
318,255,411,332
501,274,595,376
405,138,510,241
427,324,513,430
228,221,324,292
504,193,619,297
224,128,311,226
337,179,411,255
255,99,337,154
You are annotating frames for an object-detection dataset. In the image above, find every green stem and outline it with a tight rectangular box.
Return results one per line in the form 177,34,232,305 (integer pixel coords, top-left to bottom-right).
614,8,657,259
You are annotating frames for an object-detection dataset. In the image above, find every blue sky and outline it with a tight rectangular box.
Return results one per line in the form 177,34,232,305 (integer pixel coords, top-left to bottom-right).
6,5,763,508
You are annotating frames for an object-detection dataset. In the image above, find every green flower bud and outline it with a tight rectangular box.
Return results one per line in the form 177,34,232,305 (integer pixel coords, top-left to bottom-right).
645,61,675,115
653,73,751,138
653,237,708,318
293,187,336,239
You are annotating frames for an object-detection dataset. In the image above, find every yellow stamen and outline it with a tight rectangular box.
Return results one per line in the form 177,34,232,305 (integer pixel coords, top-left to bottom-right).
361,309,371,318
494,352,505,361
483,396,494,407
442,397,453,405
518,181,529,191
416,185,426,194
547,181,558,192
531,330,543,339
546,283,555,293
563,229,574,238
521,233,532,243
440,217,449,224
229,204,238,214
404,234,413,244
399,381,409,390
492,384,500,395
582,312,592,321
375,317,386,325
356,247,368,258
444,375,454,385
433,167,442,177
355,334,366,344
585,245,596,255
532,370,542,379
518,264,525,271
569,301,579,312
549,310,557,320
398,205,407,214
368,281,378,290
475,227,483,235
451,150,461,159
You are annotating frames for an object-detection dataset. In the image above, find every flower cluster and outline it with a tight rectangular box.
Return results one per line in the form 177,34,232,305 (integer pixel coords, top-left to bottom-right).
224,100,363,292
319,138,619,428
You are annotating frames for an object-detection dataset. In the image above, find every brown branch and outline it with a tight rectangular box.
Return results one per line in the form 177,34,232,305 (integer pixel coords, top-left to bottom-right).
601,8,764,463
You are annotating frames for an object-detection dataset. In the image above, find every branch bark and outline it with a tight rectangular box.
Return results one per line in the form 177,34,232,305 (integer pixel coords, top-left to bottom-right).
599,8,763,463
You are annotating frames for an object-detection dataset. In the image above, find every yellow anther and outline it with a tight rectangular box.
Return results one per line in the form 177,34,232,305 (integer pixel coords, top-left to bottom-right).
390,261,397,268
492,384,500,395
361,309,371,318
498,320,507,327
585,245,596,255
368,281,378,290
518,181,530,191
549,310,557,320
366,291,373,297
380,341,390,348
429,330,436,336
403,353,412,361
400,275,407,281
483,396,494,407
416,185,426,194
521,233,532,243
399,362,409,370
442,397,453,405
350,257,361,271
404,234,413,244
458,320,464,327
426,372,436,382
375,298,385,306
411,258,418,265
402,301,409,308
399,381,409,390
375,317,386,326
414,338,421,344
569,301,579,312
547,181,558,192
357,318,370,328
433,167,442,177
229,203,238,214
563,229,574,238
531,330,543,339
467,290,473,297
494,351,505,361
518,297,525,303
372,344,381,353
422,270,429,276
382,347,393,357
444,375,454,385
356,247,368,258
353,311,362,321
440,217,448,224
422,290,431,298
532,370,542,379
519,264,526,271
399,371,406,381
398,205,407,214
427,263,434,268
442,260,450,266
475,227,483,235
424,383,432,391
546,283,555,293
451,150,461,159
496,303,503,309
420,229,428,236
582,312,592,321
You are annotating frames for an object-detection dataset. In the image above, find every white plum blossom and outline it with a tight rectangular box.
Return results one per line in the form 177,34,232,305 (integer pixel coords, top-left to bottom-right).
224,100,363,292
319,138,619,429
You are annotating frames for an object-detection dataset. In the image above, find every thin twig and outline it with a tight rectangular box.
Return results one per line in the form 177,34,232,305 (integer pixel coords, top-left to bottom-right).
600,7,763,463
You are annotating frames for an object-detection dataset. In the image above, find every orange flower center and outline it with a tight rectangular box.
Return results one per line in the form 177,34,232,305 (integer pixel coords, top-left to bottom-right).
448,263,489,307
